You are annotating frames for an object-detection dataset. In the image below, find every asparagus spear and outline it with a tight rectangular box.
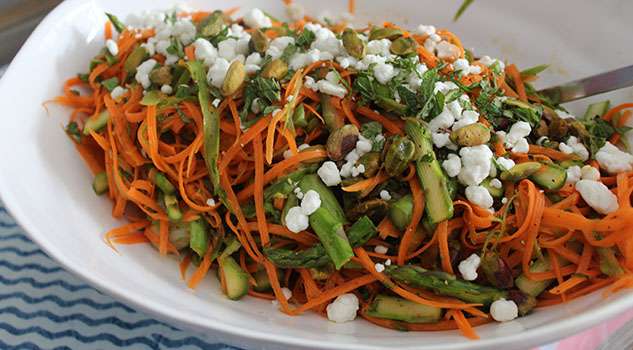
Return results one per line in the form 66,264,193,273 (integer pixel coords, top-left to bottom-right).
187,61,226,204
404,118,454,224
189,218,209,257
385,265,507,305
265,215,377,268
298,174,352,269
264,164,319,202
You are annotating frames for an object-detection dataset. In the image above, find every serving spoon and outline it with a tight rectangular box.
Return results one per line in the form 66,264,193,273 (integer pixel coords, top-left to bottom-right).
538,64,633,104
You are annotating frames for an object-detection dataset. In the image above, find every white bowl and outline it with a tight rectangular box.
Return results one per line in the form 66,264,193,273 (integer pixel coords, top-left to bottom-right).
1,1,633,349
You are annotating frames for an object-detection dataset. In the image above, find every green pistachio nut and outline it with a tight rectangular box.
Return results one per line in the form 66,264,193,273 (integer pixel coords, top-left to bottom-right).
150,66,173,86
249,29,270,54
358,152,381,178
124,45,148,74
261,59,288,80
369,27,403,41
389,37,417,56
221,60,246,96
384,135,416,177
449,123,491,147
326,124,360,161
198,10,225,37
342,28,366,59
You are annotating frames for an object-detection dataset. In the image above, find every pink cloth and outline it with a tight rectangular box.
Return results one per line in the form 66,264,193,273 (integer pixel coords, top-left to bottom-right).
535,310,633,350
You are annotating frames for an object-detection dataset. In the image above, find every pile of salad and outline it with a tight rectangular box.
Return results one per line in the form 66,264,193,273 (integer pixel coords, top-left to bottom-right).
56,2,633,338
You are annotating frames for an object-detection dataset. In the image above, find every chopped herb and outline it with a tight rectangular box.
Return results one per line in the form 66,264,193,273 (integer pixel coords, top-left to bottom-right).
581,115,617,157
295,29,316,49
77,73,90,83
176,107,192,124
104,52,118,66
166,38,184,58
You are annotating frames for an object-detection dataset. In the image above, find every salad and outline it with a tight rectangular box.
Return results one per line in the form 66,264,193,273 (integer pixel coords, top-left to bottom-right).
55,2,633,339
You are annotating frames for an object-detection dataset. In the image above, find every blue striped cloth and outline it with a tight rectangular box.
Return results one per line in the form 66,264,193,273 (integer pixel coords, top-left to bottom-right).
0,204,242,350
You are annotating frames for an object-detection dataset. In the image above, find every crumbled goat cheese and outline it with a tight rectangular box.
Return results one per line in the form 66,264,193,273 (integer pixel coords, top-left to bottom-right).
458,145,494,186
432,132,453,149
110,86,127,100
379,190,392,201
408,63,429,90
436,41,460,60
367,39,392,57
206,198,216,207
490,178,503,189
490,299,518,322
105,39,119,56
496,157,515,171
466,185,494,210
559,136,589,161
316,79,347,98
300,190,322,215
581,165,600,181
575,180,619,214
374,263,385,273
245,52,263,73
478,55,505,71
243,8,272,28
326,294,359,323
511,138,530,153
595,142,633,174
193,38,218,66
458,254,481,281
135,59,157,89
207,58,231,88
453,58,481,76
285,207,310,233
266,36,295,59
374,245,389,254
452,110,479,131
442,153,462,178
373,62,397,84
566,165,582,185
160,84,173,95
318,161,342,186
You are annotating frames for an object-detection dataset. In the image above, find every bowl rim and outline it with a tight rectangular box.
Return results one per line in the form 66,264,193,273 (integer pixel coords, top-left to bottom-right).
2,1,633,349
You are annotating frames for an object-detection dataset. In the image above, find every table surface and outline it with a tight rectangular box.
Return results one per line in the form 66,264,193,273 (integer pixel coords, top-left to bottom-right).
0,64,631,350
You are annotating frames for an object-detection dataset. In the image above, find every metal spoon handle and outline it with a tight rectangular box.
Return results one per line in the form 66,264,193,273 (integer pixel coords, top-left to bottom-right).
538,65,633,103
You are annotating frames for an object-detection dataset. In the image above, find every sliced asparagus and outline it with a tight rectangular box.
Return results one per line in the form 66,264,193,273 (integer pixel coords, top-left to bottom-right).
265,215,377,268
385,265,507,305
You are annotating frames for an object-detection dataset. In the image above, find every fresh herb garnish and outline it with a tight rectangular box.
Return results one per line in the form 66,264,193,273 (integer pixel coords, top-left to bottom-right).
295,29,316,49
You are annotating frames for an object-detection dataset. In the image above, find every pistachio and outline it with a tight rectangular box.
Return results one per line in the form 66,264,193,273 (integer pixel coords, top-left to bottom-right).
261,59,288,80
358,152,381,178
321,94,345,131
326,124,359,161
383,135,416,177
249,29,269,54
342,28,366,59
480,251,514,289
389,37,417,56
346,198,389,222
221,60,246,96
149,66,173,86
500,161,543,182
449,123,490,146
368,27,403,41
198,10,225,37
124,45,148,74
